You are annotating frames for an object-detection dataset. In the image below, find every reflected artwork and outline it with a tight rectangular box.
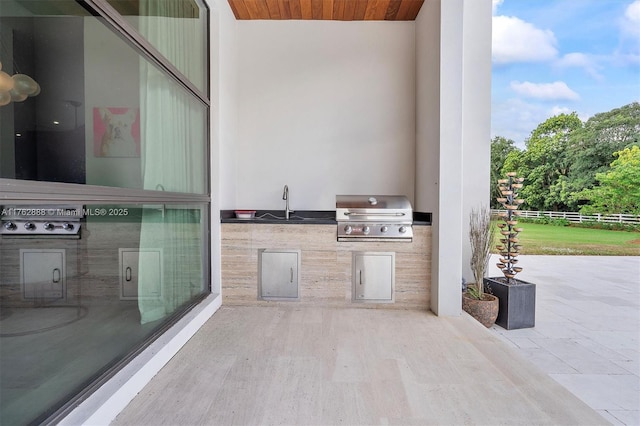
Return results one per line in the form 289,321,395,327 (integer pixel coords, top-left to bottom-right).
93,107,140,157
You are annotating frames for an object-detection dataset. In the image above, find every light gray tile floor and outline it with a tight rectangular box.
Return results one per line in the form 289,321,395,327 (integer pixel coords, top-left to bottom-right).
489,255,640,425
113,305,607,426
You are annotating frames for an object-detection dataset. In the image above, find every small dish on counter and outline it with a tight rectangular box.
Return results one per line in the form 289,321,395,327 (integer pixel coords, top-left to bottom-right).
234,210,256,219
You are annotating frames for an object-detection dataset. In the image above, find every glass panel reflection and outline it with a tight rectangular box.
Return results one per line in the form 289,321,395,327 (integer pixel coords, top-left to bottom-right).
0,203,209,425
0,5,208,193
109,0,209,94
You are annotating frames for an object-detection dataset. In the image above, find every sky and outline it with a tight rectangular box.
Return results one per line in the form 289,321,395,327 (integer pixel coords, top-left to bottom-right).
491,0,640,147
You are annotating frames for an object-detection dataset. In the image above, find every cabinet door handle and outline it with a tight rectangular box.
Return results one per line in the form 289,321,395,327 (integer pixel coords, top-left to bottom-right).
290,267,294,283
359,270,363,285
125,266,132,282
52,268,61,283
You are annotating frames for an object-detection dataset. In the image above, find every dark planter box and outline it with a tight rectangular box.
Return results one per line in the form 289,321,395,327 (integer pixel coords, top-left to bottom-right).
483,277,536,330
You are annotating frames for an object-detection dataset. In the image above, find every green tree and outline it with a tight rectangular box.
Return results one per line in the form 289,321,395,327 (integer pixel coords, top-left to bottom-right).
517,113,583,211
564,102,640,209
578,145,640,214
490,136,518,207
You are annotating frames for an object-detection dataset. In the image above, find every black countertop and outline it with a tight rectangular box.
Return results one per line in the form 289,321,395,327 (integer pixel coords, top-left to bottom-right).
221,210,432,225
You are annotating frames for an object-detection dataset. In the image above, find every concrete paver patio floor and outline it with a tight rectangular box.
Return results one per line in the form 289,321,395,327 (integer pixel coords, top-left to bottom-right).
489,255,640,426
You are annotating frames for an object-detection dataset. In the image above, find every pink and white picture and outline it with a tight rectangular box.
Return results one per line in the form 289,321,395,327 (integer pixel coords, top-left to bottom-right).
93,107,141,157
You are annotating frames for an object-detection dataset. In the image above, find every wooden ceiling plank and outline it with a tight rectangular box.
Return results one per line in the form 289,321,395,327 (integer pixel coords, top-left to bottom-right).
254,0,271,18
394,0,412,20
363,0,392,20
311,0,323,19
265,0,282,18
343,0,357,21
290,0,303,18
228,0,424,20
385,0,402,20
227,0,241,18
353,0,368,20
363,0,382,20
322,0,334,19
399,0,423,20
240,0,252,17
278,0,292,19
228,0,249,19
332,0,345,20
406,0,424,20
300,0,313,18
375,0,391,20
242,0,259,18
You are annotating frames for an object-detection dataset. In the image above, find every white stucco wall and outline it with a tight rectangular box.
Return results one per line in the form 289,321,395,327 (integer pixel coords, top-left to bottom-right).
220,20,416,210
217,2,239,215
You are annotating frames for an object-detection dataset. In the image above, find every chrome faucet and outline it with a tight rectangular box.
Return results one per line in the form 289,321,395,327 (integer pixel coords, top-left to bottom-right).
283,185,293,220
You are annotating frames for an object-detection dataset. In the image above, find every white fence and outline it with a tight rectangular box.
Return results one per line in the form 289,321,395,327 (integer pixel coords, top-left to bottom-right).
491,210,640,225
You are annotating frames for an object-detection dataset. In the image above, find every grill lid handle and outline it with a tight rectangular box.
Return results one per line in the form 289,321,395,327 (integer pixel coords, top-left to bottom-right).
343,212,406,217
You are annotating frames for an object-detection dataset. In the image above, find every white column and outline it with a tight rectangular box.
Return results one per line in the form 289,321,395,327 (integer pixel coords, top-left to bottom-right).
416,0,492,316
461,0,493,284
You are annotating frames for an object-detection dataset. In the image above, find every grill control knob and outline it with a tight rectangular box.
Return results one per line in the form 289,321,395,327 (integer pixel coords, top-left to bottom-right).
62,223,74,231
399,226,407,234
24,222,36,231
44,222,55,231
363,226,370,235
380,226,388,233
4,221,17,231
344,225,352,234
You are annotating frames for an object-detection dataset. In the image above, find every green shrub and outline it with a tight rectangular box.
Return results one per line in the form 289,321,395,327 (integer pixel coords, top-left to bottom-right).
517,216,570,226
571,221,639,232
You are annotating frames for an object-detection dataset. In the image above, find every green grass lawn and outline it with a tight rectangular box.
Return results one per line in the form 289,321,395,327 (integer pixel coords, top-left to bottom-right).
492,222,640,256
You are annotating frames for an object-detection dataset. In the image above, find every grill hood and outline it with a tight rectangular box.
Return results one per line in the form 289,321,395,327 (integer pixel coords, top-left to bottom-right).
336,195,412,223
336,195,413,241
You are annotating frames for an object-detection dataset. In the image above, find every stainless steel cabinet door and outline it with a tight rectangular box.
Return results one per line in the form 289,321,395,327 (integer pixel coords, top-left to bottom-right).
353,252,394,302
119,248,162,300
20,249,65,300
259,249,300,300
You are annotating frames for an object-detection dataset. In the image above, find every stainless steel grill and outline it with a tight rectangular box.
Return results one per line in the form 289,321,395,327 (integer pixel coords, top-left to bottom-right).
336,195,413,242
1,205,83,237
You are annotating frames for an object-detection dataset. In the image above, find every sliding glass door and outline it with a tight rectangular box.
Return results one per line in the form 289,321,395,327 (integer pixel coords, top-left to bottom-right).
0,1,210,423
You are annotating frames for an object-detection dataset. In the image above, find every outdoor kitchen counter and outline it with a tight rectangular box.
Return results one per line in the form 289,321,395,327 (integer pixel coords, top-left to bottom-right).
220,216,432,308
220,210,432,225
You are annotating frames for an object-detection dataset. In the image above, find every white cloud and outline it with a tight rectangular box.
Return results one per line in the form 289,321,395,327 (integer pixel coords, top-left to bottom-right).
491,99,539,147
555,52,590,68
510,81,580,101
555,52,604,80
549,105,572,116
621,0,640,38
612,51,640,66
491,99,553,147
492,16,558,64
492,0,503,15
491,99,587,148
619,0,640,63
